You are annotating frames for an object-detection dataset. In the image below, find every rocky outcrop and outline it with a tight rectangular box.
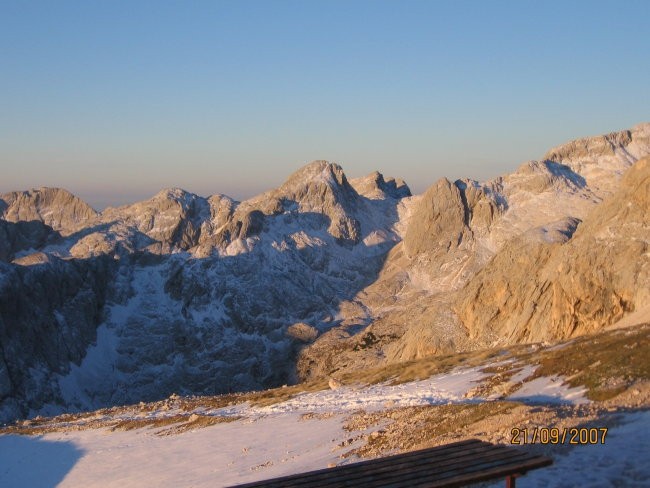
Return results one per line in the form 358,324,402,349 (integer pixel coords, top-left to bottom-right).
507,160,586,194
99,188,210,253
404,178,469,258
286,322,319,343
0,187,98,235
456,156,650,344
350,171,411,200
400,177,504,293
404,176,505,255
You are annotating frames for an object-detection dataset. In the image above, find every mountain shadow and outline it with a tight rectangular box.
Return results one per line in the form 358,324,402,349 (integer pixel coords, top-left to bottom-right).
0,435,84,488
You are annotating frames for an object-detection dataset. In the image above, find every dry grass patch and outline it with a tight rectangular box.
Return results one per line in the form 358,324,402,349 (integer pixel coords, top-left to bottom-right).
515,324,650,401
173,393,247,412
337,347,511,388
156,413,240,435
0,409,129,435
110,413,239,435
110,414,188,432
0,418,120,436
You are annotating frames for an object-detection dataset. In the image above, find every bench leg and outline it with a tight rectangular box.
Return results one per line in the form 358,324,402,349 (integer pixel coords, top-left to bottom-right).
506,475,517,488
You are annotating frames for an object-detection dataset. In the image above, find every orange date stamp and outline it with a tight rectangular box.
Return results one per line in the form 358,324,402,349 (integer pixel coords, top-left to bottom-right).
511,427,608,445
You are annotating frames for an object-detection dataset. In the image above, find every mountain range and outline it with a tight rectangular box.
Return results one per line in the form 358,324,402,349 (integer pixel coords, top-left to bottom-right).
1,123,648,423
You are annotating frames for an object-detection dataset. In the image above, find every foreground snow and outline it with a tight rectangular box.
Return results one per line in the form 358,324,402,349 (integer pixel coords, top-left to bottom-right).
0,413,347,488
520,410,650,488
0,366,646,488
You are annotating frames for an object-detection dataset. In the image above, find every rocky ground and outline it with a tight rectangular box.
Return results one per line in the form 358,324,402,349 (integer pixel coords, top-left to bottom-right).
342,380,649,459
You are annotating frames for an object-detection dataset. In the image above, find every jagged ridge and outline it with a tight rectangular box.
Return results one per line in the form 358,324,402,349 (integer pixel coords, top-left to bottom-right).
1,124,649,423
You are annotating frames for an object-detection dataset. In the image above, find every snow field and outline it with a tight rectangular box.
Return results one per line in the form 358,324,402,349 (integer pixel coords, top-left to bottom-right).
0,365,601,487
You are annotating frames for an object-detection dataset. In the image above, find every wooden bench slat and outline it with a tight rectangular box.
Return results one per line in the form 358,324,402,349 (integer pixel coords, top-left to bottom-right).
228,440,485,488
370,452,547,488
306,447,528,488
230,441,503,488
417,456,554,488
228,440,552,488
299,450,532,488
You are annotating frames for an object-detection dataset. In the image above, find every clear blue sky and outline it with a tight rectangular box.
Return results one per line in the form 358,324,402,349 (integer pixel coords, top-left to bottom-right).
1,0,649,209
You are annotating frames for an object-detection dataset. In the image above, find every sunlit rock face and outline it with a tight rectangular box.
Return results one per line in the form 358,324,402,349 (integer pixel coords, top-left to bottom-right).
296,124,650,379
1,124,649,423
456,155,650,344
0,187,98,235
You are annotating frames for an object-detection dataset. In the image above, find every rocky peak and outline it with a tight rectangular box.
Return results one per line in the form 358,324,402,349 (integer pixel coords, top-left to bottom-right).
543,127,636,163
282,160,347,186
99,188,210,252
403,178,467,258
350,171,411,200
205,194,237,227
152,187,201,206
403,176,502,258
223,161,362,245
508,160,587,194
0,187,98,235
277,161,357,208
541,122,650,194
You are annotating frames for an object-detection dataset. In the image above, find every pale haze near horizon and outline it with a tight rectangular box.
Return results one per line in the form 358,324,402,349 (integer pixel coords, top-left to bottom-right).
1,1,649,210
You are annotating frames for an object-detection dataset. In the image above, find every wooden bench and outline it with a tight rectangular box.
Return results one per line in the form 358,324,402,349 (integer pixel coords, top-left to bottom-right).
228,439,552,488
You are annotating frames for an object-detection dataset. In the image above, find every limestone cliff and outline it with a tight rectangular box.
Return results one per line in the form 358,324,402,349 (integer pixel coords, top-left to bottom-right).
297,124,650,379
0,187,98,235
456,156,650,344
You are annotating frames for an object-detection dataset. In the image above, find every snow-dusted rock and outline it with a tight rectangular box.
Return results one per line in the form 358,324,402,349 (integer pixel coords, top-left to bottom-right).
1,124,649,423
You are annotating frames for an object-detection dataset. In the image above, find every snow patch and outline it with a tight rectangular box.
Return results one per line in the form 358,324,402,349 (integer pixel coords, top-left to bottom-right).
508,374,588,404
520,410,650,487
257,367,488,415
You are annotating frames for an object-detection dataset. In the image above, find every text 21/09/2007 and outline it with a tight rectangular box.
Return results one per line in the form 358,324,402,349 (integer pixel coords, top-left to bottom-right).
511,427,608,445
